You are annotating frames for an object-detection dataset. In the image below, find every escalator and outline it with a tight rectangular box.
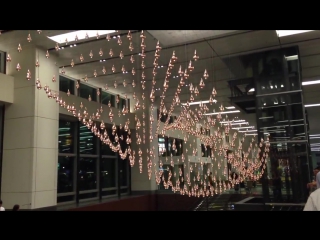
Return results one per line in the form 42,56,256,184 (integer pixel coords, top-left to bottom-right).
194,193,249,211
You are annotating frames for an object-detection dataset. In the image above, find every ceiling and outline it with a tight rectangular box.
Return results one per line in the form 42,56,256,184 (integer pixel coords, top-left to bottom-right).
1,30,320,148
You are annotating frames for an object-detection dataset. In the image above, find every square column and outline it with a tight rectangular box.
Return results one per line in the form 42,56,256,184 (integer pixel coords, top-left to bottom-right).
1,46,59,210
130,106,158,193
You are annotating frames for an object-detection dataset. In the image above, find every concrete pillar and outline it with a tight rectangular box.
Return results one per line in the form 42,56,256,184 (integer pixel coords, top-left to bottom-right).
130,105,158,192
1,46,59,210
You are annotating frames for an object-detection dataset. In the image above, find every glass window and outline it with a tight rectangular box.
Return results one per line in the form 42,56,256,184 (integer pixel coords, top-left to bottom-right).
79,125,97,154
119,98,126,110
79,158,97,191
59,76,75,94
101,91,115,107
101,158,116,189
79,83,97,102
58,156,74,193
59,120,75,153
0,51,5,73
57,195,74,203
101,143,116,156
79,192,97,200
119,159,128,187
102,190,117,196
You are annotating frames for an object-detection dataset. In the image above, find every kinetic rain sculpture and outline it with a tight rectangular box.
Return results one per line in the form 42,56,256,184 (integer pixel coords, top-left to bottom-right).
8,30,269,197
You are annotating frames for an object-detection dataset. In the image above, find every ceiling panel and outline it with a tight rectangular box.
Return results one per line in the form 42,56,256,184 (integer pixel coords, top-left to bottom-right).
300,54,320,69
208,30,279,56
148,30,240,47
279,30,320,45
301,66,320,79
295,38,320,57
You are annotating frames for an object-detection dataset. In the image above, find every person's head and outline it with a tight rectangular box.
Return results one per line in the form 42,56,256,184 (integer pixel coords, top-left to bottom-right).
0,200,2,206
316,172,320,189
313,166,320,176
12,204,19,211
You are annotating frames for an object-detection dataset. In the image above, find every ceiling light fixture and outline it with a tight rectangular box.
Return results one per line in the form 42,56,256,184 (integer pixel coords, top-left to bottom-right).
225,106,235,109
248,88,255,92
204,110,240,116
285,55,298,61
48,30,116,44
219,119,245,124
302,80,320,86
181,100,209,106
232,126,254,130
276,30,314,37
305,103,320,108
239,129,257,133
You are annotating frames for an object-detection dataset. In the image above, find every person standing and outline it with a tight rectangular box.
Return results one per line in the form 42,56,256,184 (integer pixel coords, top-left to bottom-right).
0,200,5,211
304,173,320,211
12,204,19,211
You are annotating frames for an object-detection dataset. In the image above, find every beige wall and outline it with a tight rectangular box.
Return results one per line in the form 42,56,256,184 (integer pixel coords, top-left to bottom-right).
0,73,14,104
1,46,59,210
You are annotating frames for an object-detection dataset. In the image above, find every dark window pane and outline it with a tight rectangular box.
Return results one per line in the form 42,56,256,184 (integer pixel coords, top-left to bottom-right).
101,140,116,156
59,76,75,94
119,159,128,187
79,125,96,154
119,98,127,110
121,188,128,194
59,120,75,153
101,91,115,107
79,192,97,200
57,195,75,203
79,83,97,101
79,158,97,191
58,156,74,193
101,158,116,188
102,190,117,196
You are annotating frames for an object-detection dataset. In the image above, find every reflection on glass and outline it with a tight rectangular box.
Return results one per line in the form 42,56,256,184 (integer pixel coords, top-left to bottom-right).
119,98,126,110
59,76,75,94
58,156,74,193
158,136,183,156
101,91,115,107
79,125,96,154
59,120,74,153
79,158,97,191
101,158,116,188
79,83,97,101
119,159,128,187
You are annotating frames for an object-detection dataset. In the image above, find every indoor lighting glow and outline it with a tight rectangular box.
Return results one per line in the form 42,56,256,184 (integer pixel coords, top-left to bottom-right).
232,126,254,130
285,55,298,61
181,100,209,106
225,106,235,109
204,110,240,116
48,30,116,43
304,103,320,107
220,119,245,124
302,80,320,86
248,88,255,92
276,30,314,37
239,130,257,133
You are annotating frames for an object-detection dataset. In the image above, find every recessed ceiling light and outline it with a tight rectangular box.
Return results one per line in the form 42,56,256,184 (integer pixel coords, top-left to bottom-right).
181,100,210,106
276,30,314,37
302,80,320,86
305,103,320,107
204,110,240,116
285,55,298,61
48,30,116,44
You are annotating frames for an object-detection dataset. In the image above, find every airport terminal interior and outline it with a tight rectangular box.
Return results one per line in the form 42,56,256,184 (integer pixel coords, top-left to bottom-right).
0,30,319,211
